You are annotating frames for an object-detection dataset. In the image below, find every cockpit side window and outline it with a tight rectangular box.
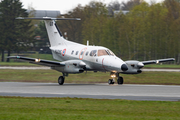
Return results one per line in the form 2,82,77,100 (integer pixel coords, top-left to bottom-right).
106,49,115,56
98,50,109,56
90,50,97,56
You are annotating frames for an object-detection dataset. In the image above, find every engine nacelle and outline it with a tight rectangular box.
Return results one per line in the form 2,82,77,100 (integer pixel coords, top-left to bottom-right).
51,60,86,73
121,60,144,74
121,69,142,74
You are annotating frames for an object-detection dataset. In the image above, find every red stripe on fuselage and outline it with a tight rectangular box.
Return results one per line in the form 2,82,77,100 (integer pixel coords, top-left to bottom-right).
102,58,107,71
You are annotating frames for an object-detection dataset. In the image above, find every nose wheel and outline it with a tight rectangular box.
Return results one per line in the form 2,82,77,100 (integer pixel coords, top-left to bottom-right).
108,79,115,84
108,72,124,85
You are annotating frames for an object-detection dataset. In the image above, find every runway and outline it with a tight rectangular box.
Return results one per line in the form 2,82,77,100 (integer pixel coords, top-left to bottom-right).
0,82,180,101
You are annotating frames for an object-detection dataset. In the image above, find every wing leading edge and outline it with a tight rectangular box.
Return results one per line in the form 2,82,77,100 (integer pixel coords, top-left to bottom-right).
7,56,65,67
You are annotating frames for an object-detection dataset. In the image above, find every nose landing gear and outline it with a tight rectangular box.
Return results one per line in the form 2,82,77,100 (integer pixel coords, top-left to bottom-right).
108,72,124,85
108,78,115,84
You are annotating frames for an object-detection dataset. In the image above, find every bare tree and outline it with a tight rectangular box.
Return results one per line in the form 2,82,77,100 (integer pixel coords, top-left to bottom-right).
108,1,121,16
121,0,141,10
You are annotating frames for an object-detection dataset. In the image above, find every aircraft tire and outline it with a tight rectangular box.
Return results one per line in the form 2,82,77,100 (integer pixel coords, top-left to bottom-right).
108,79,114,85
117,77,123,85
58,76,65,85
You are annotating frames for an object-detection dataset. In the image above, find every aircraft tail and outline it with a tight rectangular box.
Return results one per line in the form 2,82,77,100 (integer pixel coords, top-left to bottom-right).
44,20,64,47
16,17,80,47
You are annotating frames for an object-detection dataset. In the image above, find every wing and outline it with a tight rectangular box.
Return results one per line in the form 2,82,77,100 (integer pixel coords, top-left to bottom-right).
142,58,175,65
7,56,65,67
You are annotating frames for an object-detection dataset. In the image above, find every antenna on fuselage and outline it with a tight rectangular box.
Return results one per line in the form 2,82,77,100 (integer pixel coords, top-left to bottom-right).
87,40,89,46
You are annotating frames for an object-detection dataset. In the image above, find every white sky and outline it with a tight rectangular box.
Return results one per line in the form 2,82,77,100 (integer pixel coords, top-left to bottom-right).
20,0,164,14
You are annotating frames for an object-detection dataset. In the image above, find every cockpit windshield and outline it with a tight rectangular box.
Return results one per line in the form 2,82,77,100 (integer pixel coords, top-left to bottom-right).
90,49,115,57
98,50,109,56
98,49,115,56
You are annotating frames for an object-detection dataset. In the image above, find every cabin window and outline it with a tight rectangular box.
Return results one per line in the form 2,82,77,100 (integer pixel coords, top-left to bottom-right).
76,51,79,55
71,50,74,55
80,51,84,55
90,50,97,56
98,50,109,56
85,51,89,56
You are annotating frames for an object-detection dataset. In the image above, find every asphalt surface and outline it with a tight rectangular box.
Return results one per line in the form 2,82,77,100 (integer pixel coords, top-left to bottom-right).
0,82,180,101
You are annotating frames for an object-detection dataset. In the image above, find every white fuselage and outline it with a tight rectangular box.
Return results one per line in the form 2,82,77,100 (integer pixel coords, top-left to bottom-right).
50,43,126,73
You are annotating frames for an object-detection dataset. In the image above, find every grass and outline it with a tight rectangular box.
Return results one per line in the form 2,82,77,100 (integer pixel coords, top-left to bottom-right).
0,69,180,85
145,64,180,69
0,96,179,120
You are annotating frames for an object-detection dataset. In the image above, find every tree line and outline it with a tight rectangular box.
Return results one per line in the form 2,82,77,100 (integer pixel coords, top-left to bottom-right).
0,0,180,63
58,0,180,62
0,0,33,62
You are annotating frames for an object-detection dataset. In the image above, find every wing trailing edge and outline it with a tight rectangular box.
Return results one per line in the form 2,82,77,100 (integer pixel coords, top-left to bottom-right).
7,56,65,67
142,58,175,65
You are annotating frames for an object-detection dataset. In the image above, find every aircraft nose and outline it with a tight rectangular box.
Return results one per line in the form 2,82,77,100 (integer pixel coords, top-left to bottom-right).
121,64,128,71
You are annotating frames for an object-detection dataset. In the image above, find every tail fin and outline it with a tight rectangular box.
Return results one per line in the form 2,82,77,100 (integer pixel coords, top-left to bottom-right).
44,20,65,47
16,17,80,47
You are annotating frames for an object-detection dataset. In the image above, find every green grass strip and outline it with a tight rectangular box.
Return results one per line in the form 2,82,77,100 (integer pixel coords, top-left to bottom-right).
0,69,180,85
0,96,179,120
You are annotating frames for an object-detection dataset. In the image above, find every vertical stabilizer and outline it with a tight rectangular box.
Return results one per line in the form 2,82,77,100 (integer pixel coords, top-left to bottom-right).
16,17,81,47
44,20,66,47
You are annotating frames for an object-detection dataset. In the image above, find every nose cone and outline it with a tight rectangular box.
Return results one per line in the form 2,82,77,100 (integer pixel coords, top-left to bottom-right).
121,64,128,71
79,61,86,68
137,62,144,68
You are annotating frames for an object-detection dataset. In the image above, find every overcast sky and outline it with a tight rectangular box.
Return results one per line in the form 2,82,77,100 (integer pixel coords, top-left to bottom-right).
20,0,164,14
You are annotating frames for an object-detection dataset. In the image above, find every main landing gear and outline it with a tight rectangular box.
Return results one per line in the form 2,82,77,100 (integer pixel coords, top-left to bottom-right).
58,73,68,85
108,72,124,85
58,76,65,85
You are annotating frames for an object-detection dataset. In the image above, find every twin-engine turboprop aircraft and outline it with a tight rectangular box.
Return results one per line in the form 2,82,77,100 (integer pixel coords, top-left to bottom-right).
8,17,175,85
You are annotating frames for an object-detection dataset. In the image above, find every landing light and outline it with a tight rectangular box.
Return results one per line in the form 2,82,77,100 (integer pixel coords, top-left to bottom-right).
35,59,40,62
156,60,159,64
111,74,116,78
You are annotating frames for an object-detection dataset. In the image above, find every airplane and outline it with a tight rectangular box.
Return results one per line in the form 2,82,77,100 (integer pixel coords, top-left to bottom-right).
8,17,175,85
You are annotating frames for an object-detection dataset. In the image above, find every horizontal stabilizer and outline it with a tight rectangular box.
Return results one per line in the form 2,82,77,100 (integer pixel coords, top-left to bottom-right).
16,17,81,21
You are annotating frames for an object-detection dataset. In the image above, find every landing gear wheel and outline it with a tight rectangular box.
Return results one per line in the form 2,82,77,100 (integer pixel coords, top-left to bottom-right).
117,77,123,85
108,79,114,85
58,76,65,85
